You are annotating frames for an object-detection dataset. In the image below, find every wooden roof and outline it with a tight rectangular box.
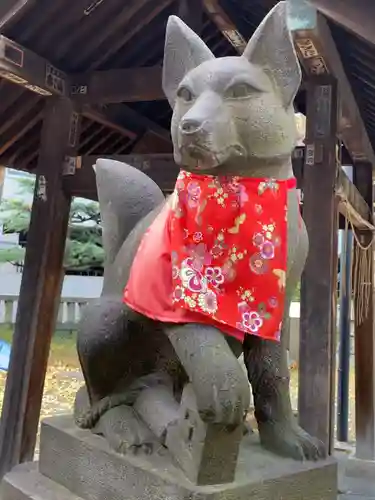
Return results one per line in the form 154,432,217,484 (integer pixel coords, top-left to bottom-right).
0,0,237,171
0,0,374,172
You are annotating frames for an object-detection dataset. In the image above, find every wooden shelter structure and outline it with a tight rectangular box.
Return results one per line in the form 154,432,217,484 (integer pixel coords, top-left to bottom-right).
0,0,374,480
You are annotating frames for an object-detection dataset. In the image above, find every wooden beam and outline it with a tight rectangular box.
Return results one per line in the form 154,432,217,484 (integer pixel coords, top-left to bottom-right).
352,161,375,460
0,0,36,31
0,34,68,96
309,0,375,48
62,154,180,200
0,97,80,477
296,145,372,226
336,168,372,227
288,0,375,166
0,35,170,145
203,0,247,53
70,66,164,104
298,76,339,454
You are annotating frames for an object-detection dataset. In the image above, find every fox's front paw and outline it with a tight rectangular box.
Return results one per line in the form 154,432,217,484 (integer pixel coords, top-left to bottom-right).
258,420,326,460
196,373,250,427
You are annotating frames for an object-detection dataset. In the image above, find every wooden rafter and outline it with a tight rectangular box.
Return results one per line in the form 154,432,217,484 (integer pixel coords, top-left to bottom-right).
84,130,118,156
0,82,24,114
0,34,170,148
0,123,41,166
71,0,151,70
81,106,137,140
203,0,247,53
86,0,174,71
0,0,35,31
0,92,40,137
0,100,44,156
17,1,63,45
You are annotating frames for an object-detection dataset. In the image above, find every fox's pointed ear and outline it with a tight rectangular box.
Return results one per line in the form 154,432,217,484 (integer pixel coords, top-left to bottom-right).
243,1,301,108
163,15,215,107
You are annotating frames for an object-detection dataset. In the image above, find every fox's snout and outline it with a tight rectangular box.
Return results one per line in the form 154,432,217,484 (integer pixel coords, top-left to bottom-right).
179,117,203,135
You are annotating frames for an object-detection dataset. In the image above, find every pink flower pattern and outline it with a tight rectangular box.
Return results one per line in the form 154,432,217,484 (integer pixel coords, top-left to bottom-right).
167,170,297,342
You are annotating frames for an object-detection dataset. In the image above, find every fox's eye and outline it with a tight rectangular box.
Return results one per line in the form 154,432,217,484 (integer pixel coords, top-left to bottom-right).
177,86,194,102
225,83,253,99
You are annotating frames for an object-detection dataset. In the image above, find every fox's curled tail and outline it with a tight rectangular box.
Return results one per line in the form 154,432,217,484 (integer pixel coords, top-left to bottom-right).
94,158,165,270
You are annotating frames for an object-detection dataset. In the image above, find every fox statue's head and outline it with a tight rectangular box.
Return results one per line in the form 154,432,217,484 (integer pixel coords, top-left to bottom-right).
162,1,301,176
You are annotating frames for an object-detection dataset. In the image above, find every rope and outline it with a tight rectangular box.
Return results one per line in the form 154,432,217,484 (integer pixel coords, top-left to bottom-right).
337,194,373,326
334,144,373,326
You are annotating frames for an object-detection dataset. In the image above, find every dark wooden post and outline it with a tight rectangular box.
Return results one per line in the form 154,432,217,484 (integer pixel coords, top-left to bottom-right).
298,76,339,453
0,97,81,477
352,161,375,460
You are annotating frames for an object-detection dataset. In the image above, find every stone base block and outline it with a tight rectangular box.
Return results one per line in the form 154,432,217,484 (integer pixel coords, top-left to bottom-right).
3,415,337,500
1,462,83,499
339,452,375,498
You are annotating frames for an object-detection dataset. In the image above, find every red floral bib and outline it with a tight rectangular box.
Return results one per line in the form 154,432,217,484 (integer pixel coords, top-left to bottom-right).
123,170,297,343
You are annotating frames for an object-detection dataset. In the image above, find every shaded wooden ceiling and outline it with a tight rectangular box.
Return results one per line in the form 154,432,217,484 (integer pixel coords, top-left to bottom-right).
0,0,374,172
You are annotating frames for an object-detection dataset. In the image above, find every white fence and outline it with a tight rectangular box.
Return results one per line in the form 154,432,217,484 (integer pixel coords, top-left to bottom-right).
0,296,353,362
0,295,88,331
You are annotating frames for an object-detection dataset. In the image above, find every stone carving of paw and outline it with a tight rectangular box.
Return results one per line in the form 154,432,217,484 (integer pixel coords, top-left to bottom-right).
258,420,327,461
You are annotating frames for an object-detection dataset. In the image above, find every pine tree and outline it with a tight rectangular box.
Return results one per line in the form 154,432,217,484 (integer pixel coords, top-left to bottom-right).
0,176,104,274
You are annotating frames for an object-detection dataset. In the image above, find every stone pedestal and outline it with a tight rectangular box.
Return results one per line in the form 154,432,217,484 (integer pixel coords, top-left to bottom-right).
1,415,338,500
339,451,375,498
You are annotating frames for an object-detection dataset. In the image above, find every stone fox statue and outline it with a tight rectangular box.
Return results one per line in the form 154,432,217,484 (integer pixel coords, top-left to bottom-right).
75,1,325,463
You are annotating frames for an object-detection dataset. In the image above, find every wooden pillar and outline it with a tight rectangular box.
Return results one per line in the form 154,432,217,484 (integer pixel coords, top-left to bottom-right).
298,76,339,453
0,97,81,477
353,161,375,460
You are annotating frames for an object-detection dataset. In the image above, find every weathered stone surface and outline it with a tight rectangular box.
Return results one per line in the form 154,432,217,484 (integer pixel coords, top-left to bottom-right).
35,416,336,500
1,462,83,500
338,452,375,498
74,4,324,481
165,383,243,485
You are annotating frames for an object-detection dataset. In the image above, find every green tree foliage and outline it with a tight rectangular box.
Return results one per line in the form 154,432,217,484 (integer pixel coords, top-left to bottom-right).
0,176,104,273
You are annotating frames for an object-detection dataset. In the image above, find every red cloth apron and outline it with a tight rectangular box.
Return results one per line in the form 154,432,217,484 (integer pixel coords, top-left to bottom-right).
124,170,298,342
